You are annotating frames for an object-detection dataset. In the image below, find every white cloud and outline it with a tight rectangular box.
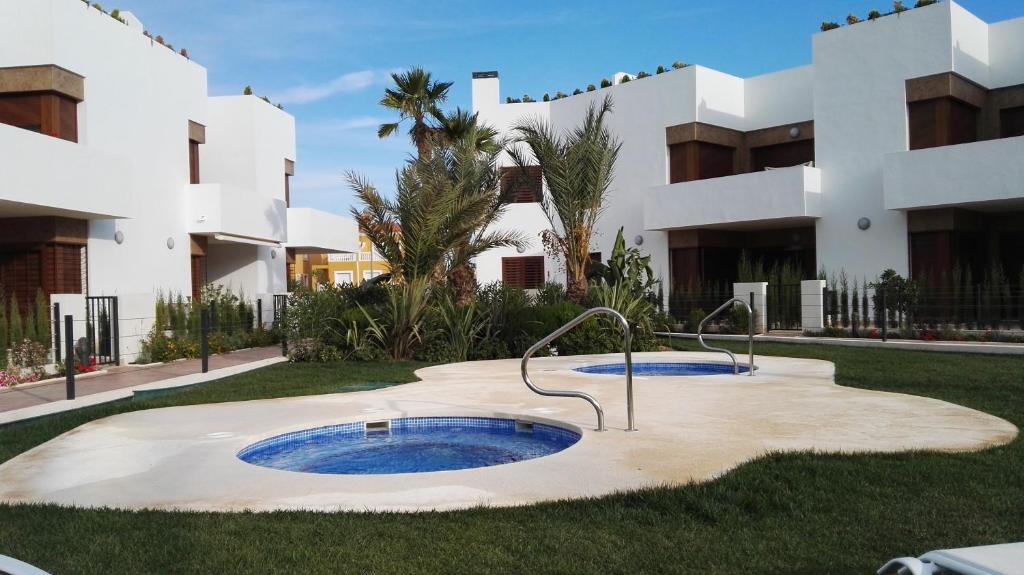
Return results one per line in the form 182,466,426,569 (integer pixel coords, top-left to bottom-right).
273,70,391,105
301,116,389,134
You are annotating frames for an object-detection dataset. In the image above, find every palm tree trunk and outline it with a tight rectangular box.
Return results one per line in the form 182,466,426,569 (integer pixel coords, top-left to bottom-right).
449,265,477,306
567,274,588,304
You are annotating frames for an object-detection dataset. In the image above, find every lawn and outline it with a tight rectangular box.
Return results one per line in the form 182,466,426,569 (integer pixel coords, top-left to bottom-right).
0,343,1021,574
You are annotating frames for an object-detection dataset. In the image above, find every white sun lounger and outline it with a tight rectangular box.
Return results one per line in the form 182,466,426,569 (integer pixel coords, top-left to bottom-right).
0,555,51,575
878,542,1024,575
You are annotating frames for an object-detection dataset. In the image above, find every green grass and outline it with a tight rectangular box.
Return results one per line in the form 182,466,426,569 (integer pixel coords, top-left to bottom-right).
1,345,1022,574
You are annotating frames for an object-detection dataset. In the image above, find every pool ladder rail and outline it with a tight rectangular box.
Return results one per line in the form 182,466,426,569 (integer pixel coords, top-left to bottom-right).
521,307,634,433
697,297,755,376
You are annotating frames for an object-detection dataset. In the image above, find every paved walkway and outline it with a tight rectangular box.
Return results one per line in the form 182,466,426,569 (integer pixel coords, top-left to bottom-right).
0,347,283,413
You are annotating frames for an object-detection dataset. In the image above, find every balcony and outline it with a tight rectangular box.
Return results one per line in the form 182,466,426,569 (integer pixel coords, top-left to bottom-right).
884,136,1024,211
284,207,359,254
0,123,132,219
643,165,822,230
186,183,286,245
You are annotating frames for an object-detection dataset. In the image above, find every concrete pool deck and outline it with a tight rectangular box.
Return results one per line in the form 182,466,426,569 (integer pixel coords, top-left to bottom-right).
0,352,1016,513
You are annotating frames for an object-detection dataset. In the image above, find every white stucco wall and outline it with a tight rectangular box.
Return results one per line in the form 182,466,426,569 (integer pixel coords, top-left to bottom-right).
988,15,1024,88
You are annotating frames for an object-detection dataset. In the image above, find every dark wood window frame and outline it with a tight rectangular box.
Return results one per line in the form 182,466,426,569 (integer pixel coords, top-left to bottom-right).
502,256,544,289
501,166,543,203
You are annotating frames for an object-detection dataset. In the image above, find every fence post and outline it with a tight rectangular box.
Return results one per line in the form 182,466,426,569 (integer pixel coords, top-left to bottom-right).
749,291,756,334
64,315,75,400
881,288,888,342
111,297,120,365
53,302,61,363
210,300,217,333
256,298,263,330
280,297,288,357
201,309,209,373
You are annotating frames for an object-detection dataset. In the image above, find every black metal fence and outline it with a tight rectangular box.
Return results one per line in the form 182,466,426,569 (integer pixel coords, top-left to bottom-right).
767,283,801,331
85,295,119,365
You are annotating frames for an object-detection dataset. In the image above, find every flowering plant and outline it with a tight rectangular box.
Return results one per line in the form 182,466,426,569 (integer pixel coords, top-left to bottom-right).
75,357,98,374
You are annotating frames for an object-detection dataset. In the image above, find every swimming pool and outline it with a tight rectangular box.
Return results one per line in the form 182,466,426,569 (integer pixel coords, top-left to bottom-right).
237,417,580,475
575,362,751,376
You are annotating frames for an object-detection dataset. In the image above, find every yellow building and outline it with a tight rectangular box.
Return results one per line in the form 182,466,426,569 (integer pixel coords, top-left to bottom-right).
291,233,389,288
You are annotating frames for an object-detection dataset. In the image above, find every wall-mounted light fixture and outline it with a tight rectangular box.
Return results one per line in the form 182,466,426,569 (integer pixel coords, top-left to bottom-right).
270,249,278,259
789,126,801,139
166,237,175,249
634,235,644,246
857,217,871,231
114,230,125,244
516,245,527,254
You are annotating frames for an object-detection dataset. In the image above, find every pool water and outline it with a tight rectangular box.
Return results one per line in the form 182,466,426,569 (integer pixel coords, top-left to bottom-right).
575,362,751,376
237,417,580,475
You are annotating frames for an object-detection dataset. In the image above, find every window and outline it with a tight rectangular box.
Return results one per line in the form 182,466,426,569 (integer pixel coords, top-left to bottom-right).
363,270,382,281
501,166,542,202
285,173,292,207
189,140,200,184
334,271,353,286
668,142,735,183
750,140,814,172
1001,106,1024,138
502,256,544,289
908,97,978,150
0,93,78,142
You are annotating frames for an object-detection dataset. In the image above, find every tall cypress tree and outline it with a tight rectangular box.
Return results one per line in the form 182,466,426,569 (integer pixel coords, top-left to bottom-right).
34,289,50,346
9,295,23,345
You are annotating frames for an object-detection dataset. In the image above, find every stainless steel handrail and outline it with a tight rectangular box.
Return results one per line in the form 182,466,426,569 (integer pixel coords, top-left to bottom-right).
697,297,755,376
521,307,634,432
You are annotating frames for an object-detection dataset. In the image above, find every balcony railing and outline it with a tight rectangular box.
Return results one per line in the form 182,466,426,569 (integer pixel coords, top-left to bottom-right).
187,183,286,243
884,135,1024,210
643,165,822,230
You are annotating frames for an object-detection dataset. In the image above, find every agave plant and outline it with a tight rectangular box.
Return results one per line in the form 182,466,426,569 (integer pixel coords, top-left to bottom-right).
508,95,621,303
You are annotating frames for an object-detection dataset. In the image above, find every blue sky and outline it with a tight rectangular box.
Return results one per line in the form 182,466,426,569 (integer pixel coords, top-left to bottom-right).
123,0,1022,216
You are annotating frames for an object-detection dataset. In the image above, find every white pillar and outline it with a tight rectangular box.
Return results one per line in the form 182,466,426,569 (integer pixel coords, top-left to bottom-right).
733,282,768,334
801,279,826,331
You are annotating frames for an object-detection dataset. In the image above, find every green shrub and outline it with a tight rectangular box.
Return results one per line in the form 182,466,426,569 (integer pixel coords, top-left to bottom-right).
868,9,882,19
8,295,23,347
600,78,612,88
542,93,550,102
586,84,596,92
687,308,707,333
914,0,936,7
846,13,861,24
821,21,840,31
671,61,687,69
656,65,666,74
893,1,908,13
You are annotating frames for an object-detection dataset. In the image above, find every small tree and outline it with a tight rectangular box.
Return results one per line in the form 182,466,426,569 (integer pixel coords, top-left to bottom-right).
0,293,7,363
542,93,550,102
851,280,861,335
846,13,861,25
600,78,612,88
636,71,650,79
671,61,687,69
586,84,596,92
915,0,937,7
573,88,583,95
656,65,666,74
243,85,253,96
868,9,882,20
894,1,908,13
840,271,850,328
33,289,49,346
522,94,535,103
9,295,23,345
821,21,840,31
620,76,631,83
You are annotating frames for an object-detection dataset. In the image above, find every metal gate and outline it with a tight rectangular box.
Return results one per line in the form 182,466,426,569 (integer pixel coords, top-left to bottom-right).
85,296,119,365
767,283,801,331
273,294,288,325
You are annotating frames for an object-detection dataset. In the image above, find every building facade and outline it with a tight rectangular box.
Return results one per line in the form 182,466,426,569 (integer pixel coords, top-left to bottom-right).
292,233,389,288
0,0,357,362
472,1,1024,304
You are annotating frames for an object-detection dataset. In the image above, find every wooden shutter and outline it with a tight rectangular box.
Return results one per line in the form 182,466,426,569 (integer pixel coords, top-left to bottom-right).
502,256,544,289
501,166,542,203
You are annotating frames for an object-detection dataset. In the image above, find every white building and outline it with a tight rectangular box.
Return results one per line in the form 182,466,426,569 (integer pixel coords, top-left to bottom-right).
472,1,1024,314
0,0,358,362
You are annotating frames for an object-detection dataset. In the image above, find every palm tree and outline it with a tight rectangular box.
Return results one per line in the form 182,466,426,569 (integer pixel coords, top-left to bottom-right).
349,128,525,294
509,95,621,303
435,107,501,154
377,67,453,158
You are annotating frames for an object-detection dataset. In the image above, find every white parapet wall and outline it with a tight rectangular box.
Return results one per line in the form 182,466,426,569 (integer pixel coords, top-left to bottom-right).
732,282,768,334
801,280,826,331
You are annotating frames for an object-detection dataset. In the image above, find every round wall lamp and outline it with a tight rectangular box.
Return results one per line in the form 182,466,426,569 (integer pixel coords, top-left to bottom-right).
516,245,527,254
857,217,871,231
114,230,125,245
789,126,801,139
270,249,278,259
166,237,175,249
634,235,644,246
